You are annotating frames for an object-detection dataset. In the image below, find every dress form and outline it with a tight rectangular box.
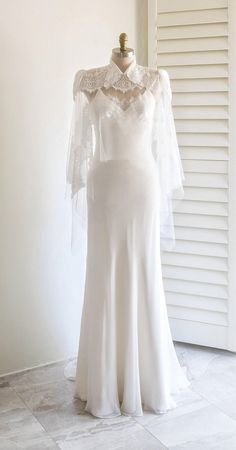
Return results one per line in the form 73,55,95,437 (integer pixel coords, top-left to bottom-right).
111,33,135,72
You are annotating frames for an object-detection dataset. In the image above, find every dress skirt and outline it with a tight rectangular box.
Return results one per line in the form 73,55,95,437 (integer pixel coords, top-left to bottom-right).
74,158,190,418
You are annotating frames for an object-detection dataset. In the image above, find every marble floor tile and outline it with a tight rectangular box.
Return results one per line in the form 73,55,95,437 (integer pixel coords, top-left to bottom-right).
142,403,236,448
0,378,9,388
19,383,140,441
173,342,221,381
170,430,236,450
0,405,59,449
33,397,109,437
0,386,25,414
191,351,236,403
10,379,74,413
6,359,71,390
188,350,236,422
213,393,236,421
135,385,206,427
54,417,167,450
0,438,58,450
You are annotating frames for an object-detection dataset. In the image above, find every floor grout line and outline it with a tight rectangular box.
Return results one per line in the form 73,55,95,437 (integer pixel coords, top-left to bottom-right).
132,416,169,449
190,385,236,425
9,384,61,449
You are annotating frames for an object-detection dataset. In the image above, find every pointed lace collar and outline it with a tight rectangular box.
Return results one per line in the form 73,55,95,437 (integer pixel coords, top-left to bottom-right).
104,55,143,88
76,55,159,94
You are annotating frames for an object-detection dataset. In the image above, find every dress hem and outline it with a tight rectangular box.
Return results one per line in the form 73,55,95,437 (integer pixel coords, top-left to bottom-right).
73,377,192,419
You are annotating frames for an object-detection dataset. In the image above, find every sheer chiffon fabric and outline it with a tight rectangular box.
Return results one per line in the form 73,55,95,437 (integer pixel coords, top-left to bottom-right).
65,56,185,255
65,56,191,418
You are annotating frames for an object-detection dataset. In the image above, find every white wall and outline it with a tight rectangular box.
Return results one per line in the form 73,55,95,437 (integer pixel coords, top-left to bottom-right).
0,0,148,376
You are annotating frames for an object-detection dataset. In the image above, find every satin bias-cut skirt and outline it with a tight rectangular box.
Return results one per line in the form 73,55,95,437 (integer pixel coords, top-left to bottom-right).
73,158,191,418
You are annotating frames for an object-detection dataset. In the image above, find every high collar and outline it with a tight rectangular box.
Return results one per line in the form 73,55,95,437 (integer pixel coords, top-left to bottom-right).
109,55,137,76
104,55,141,87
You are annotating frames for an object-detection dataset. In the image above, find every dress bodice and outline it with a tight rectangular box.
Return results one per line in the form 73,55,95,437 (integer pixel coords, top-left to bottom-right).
90,86,156,164
65,55,185,252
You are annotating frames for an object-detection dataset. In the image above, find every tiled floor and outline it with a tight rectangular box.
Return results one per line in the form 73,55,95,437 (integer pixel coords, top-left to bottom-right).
1,342,236,449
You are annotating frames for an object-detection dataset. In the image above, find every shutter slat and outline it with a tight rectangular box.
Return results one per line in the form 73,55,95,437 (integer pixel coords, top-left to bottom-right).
163,278,228,299
178,133,228,146
157,8,228,27
157,23,228,40
182,160,228,173
172,78,228,92
173,92,228,105
166,291,227,313
162,64,228,78
157,0,228,14
176,200,227,215
176,120,228,133
183,187,228,202
175,226,228,243
162,252,228,271
180,147,228,160
158,37,228,53
172,239,227,257
183,173,228,188
158,50,228,66
174,213,228,229
163,265,227,284
167,305,227,326
174,106,228,119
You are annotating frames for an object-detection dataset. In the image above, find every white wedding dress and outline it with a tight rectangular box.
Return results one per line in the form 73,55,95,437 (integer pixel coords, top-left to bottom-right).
65,55,191,418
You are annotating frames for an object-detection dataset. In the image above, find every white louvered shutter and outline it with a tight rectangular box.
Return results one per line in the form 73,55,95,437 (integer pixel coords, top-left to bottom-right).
148,0,236,351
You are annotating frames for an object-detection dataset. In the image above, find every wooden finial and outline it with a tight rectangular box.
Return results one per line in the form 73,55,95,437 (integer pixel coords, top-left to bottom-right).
119,33,128,52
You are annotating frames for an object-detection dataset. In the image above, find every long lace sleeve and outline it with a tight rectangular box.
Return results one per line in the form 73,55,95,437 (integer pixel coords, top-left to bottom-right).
151,69,185,251
65,69,95,254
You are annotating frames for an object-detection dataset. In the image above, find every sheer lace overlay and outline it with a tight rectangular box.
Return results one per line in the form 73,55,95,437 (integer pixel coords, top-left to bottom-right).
65,55,185,254
94,86,148,111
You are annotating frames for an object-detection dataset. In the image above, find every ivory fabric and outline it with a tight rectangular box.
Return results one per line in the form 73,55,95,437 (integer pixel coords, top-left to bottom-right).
65,55,191,418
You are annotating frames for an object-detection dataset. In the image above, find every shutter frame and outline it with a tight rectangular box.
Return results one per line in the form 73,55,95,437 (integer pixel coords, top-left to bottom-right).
148,0,236,351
